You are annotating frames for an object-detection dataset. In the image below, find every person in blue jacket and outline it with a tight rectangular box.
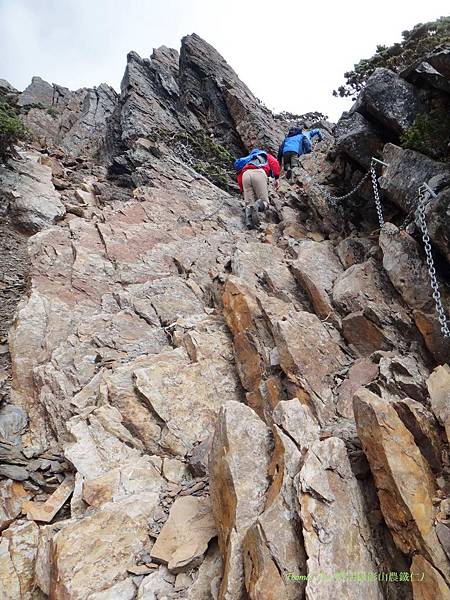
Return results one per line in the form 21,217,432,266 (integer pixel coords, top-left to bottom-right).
277,125,323,179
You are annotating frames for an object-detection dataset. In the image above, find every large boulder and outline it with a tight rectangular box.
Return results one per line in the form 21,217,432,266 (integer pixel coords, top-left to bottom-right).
0,150,65,232
354,388,450,582
379,143,450,213
402,46,450,94
295,437,385,599
353,68,426,136
209,401,272,599
334,110,384,168
379,223,433,310
0,520,42,600
291,240,343,320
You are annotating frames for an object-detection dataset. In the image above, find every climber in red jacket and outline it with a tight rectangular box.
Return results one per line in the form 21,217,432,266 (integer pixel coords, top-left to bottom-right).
234,149,280,228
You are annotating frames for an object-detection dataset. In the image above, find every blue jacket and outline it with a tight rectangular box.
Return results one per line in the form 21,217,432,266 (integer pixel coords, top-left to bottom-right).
278,128,323,161
302,129,323,153
282,133,305,155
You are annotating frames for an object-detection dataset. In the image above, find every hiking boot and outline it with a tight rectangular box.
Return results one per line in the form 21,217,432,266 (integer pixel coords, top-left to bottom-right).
250,204,261,228
254,199,268,212
286,169,292,180
244,207,253,228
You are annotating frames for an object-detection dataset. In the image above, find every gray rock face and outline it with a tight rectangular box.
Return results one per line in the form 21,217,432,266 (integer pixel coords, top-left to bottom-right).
0,404,27,446
403,47,450,94
180,34,284,154
0,150,65,231
379,143,450,213
424,188,450,263
59,83,118,158
334,111,384,168
18,76,54,108
19,76,119,159
353,68,426,136
0,79,18,94
120,48,189,147
379,223,433,310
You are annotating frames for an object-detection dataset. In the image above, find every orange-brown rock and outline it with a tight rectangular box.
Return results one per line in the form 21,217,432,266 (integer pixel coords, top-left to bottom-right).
209,401,272,599
393,397,443,473
342,310,393,356
337,356,379,418
291,240,343,320
223,276,265,393
410,555,450,600
243,408,310,600
353,388,450,581
0,520,42,599
0,480,31,531
273,311,349,424
150,496,216,572
426,364,450,443
243,522,289,600
50,500,157,599
414,311,450,365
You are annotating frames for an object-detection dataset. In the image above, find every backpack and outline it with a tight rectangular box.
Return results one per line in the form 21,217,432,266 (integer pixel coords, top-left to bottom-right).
234,149,268,172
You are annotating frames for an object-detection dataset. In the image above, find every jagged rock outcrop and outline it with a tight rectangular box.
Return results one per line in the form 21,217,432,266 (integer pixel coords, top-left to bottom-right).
379,143,450,213
0,149,65,231
354,388,450,583
1,31,450,600
179,34,284,153
209,401,272,599
353,67,426,136
18,78,119,160
334,110,384,168
402,46,450,94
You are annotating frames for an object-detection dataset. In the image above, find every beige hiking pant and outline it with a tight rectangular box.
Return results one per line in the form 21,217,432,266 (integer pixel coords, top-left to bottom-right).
242,169,269,205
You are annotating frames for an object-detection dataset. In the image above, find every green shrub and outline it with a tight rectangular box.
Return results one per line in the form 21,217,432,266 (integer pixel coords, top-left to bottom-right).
195,161,229,190
0,98,25,162
46,107,58,118
401,107,450,161
167,129,235,191
333,16,450,98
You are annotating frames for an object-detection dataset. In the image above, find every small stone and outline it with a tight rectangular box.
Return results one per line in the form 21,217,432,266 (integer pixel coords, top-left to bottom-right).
22,446,42,459
0,464,29,481
127,564,154,576
174,572,192,591
179,481,205,496
150,496,216,572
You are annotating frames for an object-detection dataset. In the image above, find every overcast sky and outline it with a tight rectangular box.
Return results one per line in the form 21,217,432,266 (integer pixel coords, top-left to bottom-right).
0,1,448,121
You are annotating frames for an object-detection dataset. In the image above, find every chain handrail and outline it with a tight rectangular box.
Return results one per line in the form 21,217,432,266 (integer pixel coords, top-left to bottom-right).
321,158,450,338
323,170,371,206
416,185,450,338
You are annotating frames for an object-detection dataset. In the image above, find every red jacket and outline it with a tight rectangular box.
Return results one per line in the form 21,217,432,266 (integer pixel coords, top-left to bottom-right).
237,153,280,192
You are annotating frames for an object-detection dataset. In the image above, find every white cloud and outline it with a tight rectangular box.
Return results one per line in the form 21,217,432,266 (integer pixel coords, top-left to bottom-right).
0,0,448,121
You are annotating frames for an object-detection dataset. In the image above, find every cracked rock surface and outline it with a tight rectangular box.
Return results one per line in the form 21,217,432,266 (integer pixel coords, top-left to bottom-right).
0,32,449,600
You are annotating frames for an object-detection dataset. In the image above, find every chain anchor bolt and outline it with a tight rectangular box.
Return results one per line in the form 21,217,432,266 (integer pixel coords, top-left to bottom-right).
371,157,389,167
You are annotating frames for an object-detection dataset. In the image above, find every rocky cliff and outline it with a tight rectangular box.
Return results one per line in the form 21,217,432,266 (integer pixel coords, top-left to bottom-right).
0,35,449,600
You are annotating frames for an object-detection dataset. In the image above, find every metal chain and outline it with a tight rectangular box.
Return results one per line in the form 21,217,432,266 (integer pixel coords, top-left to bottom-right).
325,161,450,338
416,185,450,338
323,170,371,206
370,163,386,229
